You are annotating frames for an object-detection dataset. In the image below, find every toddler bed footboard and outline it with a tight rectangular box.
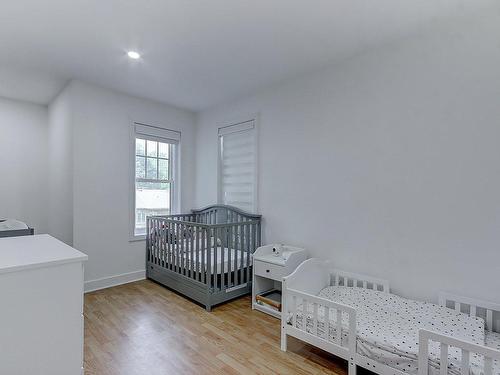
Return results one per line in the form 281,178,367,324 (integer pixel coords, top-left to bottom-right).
146,204,261,311
281,259,390,375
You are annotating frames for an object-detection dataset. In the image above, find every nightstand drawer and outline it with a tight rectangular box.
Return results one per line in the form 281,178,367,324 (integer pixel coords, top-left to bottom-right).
254,260,286,281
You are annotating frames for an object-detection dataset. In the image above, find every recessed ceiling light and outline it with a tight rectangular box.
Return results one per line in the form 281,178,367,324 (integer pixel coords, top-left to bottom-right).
127,51,141,60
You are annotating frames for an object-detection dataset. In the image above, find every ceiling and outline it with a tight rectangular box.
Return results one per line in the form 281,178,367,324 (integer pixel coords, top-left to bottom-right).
0,0,496,110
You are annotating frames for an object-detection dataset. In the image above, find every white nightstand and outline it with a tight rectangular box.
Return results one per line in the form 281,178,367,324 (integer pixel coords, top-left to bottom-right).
252,244,307,318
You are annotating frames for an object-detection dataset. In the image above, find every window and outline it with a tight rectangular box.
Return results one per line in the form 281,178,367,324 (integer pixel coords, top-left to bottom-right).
131,123,180,239
218,119,257,213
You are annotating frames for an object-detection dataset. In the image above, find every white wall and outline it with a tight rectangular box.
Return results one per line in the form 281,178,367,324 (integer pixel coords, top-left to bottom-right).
67,81,197,290
48,84,74,245
195,12,500,303
0,97,48,233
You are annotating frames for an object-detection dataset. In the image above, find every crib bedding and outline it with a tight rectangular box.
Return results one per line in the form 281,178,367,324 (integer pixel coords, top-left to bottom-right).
290,286,496,375
152,246,250,274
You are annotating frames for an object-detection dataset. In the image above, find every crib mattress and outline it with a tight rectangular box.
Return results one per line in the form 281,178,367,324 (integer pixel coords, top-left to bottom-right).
152,247,251,274
291,286,496,375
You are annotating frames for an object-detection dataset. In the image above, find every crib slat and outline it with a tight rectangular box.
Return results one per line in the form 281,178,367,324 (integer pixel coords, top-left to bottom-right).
363,280,367,289
220,227,224,291
343,276,347,286
455,301,461,313
228,225,233,286
245,222,250,283
161,220,166,267
460,349,469,375
335,274,339,286
353,278,358,287
165,221,169,270
486,309,493,331
214,228,218,290
239,221,244,283
440,343,448,375
226,214,231,285
190,225,194,279
208,228,213,289
234,223,238,286
156,219,160,265
175,223,182,273
236,219,241,285
183,224,187,275
195,225,199,281
336,309,342,345
201,228,206,284
169,222,174,271
176,222,180,273
220,227,223,289
226,226,230,289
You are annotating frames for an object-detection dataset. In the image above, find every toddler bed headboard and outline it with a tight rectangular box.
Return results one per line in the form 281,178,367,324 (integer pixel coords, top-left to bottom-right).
439,292,500,333
283,259,390,297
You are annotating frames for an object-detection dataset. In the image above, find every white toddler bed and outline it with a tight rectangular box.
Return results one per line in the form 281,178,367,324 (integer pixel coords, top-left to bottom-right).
281,259,500,375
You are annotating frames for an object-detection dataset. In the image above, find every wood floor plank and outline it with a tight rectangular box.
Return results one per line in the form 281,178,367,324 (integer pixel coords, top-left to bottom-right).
84,279,348,375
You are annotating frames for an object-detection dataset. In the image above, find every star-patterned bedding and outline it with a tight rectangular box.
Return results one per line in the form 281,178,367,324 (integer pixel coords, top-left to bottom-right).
289,286,499,375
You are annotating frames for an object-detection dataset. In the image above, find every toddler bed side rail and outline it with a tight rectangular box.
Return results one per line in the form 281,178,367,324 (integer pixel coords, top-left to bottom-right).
416,293,500,375
418,330,500,375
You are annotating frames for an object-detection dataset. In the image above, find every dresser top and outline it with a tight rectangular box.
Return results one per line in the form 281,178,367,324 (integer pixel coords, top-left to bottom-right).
0,234,88,275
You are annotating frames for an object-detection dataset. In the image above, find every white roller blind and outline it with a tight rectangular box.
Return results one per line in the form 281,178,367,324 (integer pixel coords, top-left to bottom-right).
218,120,257,213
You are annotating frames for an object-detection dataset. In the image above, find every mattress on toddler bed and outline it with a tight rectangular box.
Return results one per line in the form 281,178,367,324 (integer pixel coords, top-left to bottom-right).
152,247,251,274
290,286,499,375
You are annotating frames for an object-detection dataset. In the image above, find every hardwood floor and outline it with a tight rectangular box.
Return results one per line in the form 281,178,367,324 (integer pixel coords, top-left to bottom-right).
84,279,348,375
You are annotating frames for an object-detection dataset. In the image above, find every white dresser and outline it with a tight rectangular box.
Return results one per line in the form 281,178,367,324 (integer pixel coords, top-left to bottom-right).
252,244,307,318
0,234,88,375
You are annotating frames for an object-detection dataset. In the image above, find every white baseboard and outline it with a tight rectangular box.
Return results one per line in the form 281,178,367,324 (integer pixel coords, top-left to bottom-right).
84,270,146,293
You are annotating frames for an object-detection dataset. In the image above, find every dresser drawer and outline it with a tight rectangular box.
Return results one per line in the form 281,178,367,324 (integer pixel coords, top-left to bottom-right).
254,260,286,281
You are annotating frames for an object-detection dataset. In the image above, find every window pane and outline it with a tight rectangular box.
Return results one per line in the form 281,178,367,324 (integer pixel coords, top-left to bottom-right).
159,142,169,158
135,156,145,178
147,140,157,157
136,138,145,156
159,159,169,180
146,157,157,179
135,181,171,236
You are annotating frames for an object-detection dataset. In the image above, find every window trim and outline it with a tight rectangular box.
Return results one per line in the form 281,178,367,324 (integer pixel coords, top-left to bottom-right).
129,121,181,242
217,114,259,213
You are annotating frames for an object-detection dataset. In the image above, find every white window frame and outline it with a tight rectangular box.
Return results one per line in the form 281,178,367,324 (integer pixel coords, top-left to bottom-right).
217,115,259,213
129,121,181,241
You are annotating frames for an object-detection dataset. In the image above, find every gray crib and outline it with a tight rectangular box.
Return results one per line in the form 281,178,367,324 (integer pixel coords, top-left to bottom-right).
146,204,261,311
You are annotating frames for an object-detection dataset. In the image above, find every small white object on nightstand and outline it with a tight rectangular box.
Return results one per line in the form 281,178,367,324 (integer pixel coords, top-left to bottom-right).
252,244,307,318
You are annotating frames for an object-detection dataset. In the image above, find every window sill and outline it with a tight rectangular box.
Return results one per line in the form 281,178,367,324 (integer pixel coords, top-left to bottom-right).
129,235,146,242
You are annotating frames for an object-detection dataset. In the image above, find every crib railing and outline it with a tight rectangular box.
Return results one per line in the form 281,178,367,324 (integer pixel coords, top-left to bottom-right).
146,211,261,292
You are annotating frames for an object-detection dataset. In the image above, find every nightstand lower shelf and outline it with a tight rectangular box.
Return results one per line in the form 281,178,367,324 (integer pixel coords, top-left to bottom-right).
252,302,281,318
